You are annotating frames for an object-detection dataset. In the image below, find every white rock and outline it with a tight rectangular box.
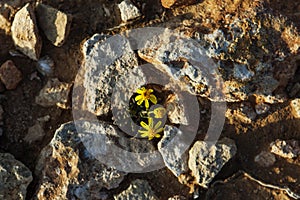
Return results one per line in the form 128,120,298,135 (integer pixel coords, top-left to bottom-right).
11,3,42,60
188,138,237,188
36,4,72,47
158,125,189,177
233,64,254,82
118,0,141,22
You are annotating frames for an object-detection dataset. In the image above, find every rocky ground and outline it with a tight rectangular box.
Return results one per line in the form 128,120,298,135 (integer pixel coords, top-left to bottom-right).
0,0,300,199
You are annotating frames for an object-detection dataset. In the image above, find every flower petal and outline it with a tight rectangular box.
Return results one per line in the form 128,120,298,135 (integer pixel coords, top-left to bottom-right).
156,127,164,133
145,99,149,109
137,99,143,105
140,132,149,138
148,117,153,128
140,121,149,129
148,89,153,93
149,94,157,104
154,121,162,130
154,133,161,138
135,95,143,101
136,87,146,94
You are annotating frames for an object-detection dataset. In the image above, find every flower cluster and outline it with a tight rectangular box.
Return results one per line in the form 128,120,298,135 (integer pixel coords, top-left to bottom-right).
134,86,166,140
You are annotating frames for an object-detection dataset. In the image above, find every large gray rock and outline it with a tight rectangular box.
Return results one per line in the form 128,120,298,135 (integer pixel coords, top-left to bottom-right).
81,34,140,116
36,4,72,47
11,3,42,60
113,179,158,200
0,153,33,200
158,125,189,177
34,121,127,200
188,138,237,188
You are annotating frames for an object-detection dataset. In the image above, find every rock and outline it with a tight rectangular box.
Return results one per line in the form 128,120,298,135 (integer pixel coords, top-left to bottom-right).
270,139,300,159
254,151,276,167
188,138,237,188
0,153,33,200
290,99,300,118
0,60,22,90
158,125,189,177
11,3,42,60
36,4,72,47
161,0,197,8
255,103,270,115
168,195,187,200
226,102,257,124
118,0,141,22
233,64,254,82
24,122,45,144
35,78,72,109
35,121,127,200
0,12,11,34
113,179,158,200
36,56,55,77
166,94,188,125
81,34,139,116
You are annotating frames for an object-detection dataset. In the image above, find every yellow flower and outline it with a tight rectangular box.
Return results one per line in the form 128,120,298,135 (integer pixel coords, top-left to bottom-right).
149,107,167,118
135,87,157,109
138,117,164,140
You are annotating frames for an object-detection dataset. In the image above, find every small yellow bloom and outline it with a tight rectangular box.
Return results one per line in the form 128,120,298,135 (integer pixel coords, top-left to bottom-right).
138,117,164,140
135,87,157,109
149,107,167,118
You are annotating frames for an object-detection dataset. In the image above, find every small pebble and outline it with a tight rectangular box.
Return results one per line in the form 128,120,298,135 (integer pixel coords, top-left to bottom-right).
255,103,270,115
37,56,55,76
290,99,300,118
254,151,276,167
0,60,22,90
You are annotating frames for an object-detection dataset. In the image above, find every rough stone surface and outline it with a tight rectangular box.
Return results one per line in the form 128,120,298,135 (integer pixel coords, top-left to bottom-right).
161,0,197,8
188,138,237,188
0,60,22,90
11,3,42,60
82,34,140,116
254,151,276,167
118,0,141,22
36,4,72,47
270,139,300,159
24,121,45,144
168,195,187,200
0,153,33,200
255,103,270,115
35,78,72,109
290,99,300,118
35,121,126,200
113,179,158,200
166,94,188,125
158,125,189,177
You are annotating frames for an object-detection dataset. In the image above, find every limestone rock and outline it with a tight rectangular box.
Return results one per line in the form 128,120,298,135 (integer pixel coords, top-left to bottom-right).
254,151,276,167
158,125,189,177
0,153,32,200
270,139,300,159
290,99,300,118
11,3,42,60
36,4,72,47
0,60,22,90
35,78,72,109
35,121,126,200
113,179,158,200
118,0,141,22
81,34,139,116
188,138,237,188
